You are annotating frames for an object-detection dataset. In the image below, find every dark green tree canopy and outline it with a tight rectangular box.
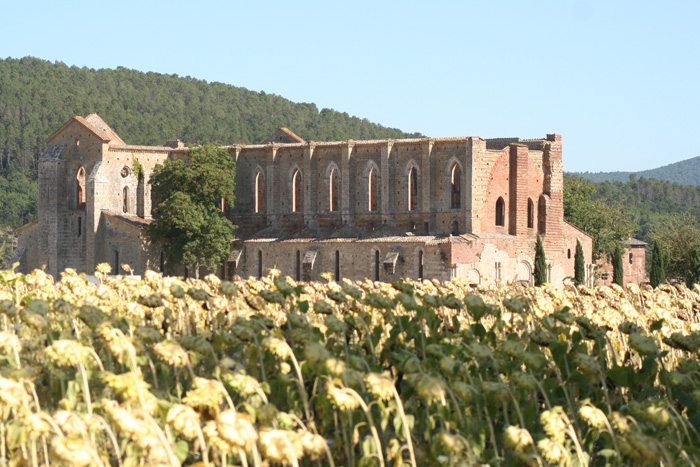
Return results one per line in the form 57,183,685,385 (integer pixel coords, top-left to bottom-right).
564,175,631,260
534,234,547,287
649,241,665,288
612,245,624,287
650,213,700,284
574,239,585,285
148,145,236,275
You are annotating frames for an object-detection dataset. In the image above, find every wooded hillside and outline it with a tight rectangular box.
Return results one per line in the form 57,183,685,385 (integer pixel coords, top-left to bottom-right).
0,56,421,177
0,56,425,268
572,156,700,186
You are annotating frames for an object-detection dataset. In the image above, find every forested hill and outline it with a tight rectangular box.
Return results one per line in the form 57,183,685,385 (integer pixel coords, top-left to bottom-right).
0,56,422,175
566,173,700,246
571,156,700,186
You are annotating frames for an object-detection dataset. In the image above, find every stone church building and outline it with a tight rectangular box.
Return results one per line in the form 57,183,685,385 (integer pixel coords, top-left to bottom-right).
15,113,594,285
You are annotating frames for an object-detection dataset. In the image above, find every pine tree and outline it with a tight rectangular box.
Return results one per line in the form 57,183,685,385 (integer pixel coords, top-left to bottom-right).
649,241,665,288
574,239,585,285
534,234,547,286
612,245,624,287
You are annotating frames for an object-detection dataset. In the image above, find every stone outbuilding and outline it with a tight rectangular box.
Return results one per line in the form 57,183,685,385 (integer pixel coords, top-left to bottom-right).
15,114,594,285
597,238,648,286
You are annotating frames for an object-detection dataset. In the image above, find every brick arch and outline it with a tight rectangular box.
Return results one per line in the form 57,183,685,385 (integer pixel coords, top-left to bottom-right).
481,151,510,232
362,160,380,212
324,162,341,212
515,260,533,285
466,268,481,284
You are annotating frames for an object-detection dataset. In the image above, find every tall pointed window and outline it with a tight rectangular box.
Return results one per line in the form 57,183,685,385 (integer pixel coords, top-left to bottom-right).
417,250,424,280
451,164,461,209
255,171,265,213
76,166,86,209
335,250,341,280
374,249,380,281
292,169,302,212
527,198,534,228
368,167,379,212
329,167,339,212
408,166,418,211
538,195,547,234
496,197,505,226
123,186,129,214
296,250,301,281
257,250,263,279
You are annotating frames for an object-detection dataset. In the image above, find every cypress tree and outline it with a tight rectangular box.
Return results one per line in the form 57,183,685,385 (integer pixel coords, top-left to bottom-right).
687,249,700,289
574,239,585,285
650,241,665,288
612,244,624,287
534,234,547,286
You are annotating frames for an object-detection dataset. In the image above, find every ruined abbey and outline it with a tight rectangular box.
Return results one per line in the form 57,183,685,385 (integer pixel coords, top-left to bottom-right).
15,114,595,285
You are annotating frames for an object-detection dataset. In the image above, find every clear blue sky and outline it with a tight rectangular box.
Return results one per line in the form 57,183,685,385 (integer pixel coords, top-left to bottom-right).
2,0,698,172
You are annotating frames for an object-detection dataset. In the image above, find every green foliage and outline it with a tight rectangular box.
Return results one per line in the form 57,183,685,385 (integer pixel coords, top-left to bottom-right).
612,245,624,286
650,242,666,288
650,213,700,284
574,239,585,285
0,57,421,175
132,155,144,183
0,56,422,232
0,165,37,228
0,230,14,270
148,145,237,275
534,234,546,286
563,175,631,260
688,249,700,289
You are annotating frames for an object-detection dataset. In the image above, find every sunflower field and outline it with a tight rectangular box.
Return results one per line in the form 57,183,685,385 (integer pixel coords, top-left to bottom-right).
1,264,700,466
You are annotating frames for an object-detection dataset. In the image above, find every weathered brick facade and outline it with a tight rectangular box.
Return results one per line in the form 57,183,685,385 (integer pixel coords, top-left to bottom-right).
16,114,594,285
596,238,648,286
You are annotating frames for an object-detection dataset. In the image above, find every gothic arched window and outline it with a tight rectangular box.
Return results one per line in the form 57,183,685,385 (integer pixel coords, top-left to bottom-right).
335,250,341,280
373,249,381,281
77,166,86,209
257,250,263,279
255,171,265,213
123,186,129,214
408,166,419,211
417,249,424,280
368,167,379,212
292,169,302,212
451,163,461,209
527,198,534,229
329,167,339,212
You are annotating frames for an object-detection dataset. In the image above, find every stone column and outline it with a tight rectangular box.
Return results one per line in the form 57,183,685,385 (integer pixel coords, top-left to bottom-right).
341,143,352,224
267,146,278,228
380,142,392,222
38,160,60,278
303,144,315,227
543,134,564,252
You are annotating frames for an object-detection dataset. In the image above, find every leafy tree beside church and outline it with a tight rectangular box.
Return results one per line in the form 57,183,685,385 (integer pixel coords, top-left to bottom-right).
147,145,236,277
